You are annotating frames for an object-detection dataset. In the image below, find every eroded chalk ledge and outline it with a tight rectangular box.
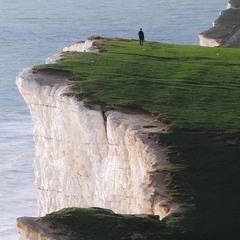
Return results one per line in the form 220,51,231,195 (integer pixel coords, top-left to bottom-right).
17,207,184,240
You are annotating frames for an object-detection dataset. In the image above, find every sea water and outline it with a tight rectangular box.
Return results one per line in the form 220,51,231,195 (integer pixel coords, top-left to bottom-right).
0,0,227,239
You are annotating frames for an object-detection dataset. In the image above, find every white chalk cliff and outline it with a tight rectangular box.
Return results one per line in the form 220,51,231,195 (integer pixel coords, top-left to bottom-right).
16,39,179,239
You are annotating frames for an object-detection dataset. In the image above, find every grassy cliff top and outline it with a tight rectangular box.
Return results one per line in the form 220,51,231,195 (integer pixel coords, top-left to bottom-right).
38,38,240,133
36,38,240,240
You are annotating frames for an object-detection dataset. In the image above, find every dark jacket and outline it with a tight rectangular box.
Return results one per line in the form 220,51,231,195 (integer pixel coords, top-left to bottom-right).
138,30,144,40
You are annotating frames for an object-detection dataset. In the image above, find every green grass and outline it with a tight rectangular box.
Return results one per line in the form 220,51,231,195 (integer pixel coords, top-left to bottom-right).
45,207,203,240
37,38,240,239
38,39,240,132
159,129,240,240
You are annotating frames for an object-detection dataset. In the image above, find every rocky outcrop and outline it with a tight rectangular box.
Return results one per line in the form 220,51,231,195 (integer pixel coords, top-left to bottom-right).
63,39,99,53
17,216,72,240
17,207,171,240
199,0,240,47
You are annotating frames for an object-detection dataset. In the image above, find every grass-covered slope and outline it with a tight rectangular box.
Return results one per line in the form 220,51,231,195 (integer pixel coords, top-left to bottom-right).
37,38,240,240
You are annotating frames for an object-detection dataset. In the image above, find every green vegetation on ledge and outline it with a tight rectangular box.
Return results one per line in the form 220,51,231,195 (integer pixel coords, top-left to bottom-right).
44,207,202,240
37,38,240,240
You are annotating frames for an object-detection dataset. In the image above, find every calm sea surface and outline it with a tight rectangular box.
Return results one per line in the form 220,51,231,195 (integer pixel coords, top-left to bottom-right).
0,0,227,239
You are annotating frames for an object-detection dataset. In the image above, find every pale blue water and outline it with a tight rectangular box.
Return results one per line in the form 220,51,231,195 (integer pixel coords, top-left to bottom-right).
0,0,227,239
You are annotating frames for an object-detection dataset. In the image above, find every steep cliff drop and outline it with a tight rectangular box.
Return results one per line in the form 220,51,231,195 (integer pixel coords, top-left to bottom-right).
16,39,180,239
199,0,240,47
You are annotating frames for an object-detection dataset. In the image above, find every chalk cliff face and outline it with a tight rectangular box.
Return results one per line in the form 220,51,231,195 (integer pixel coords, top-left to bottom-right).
199,0,240,47
16,39,178,233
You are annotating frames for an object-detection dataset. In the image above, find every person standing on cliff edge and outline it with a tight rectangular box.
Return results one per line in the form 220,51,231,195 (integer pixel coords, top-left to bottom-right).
138,28,144,46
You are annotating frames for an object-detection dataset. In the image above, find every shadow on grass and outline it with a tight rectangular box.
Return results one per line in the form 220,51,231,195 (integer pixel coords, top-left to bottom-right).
159,128,240,240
